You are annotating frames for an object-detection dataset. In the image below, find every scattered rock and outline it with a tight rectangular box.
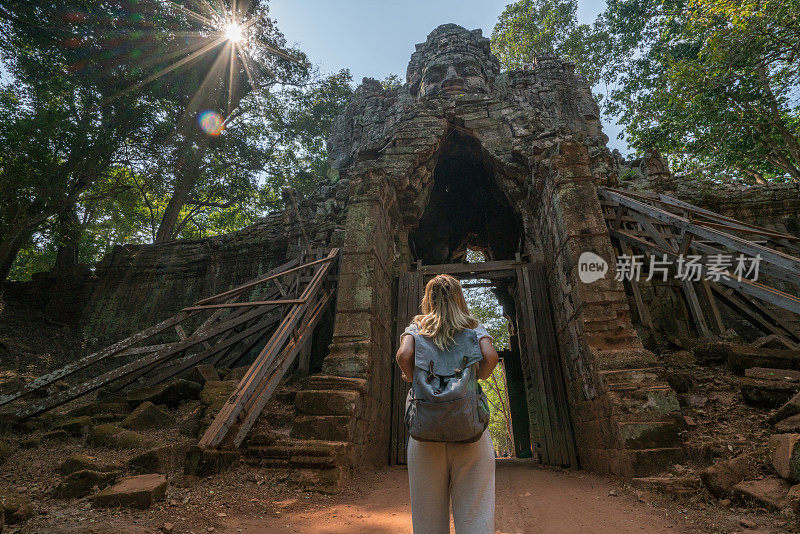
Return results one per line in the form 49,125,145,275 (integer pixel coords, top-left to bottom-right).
631,476,701,496
178,402,204,438
67,400,131,418
771,433,800,483
19,435,41,449
732,476,791,511
738,376,800,408
87,424,151,449
121,402,176,431
769,391,800,425
0,493,33,525
746,367,800,382
700,453,761,498
52,469,120,498
226,366,249,382
55,415,92,436
93,474,167,510
184,446,239,476
58,454,119,476
128,440,196,473
678,393,708,408
787,484,800,515
161,523,175,534
774,413,800,433
42,429,72,443
0,440,11,465
694,342,732,365
728,346,800,375
199,380,238,429
126,379,202,410
190,365,220,384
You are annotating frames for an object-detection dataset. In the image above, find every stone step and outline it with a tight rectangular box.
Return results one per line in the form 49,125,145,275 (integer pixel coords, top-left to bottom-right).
614,420,682,449
599,368,662,391
301,374,369,394
619,447,686,478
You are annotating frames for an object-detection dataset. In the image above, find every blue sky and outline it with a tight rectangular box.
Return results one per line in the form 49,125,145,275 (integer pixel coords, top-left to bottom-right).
269,0,627,152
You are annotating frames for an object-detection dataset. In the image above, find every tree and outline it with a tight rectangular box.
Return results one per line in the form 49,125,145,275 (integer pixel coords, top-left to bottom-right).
0,1,308,279
491,0,610,87
603,0,800,182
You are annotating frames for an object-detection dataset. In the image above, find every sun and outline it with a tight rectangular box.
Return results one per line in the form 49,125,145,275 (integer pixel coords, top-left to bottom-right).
225,22,244,43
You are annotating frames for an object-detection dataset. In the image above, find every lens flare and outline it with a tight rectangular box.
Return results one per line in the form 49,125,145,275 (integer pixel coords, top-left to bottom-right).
198,110,224,136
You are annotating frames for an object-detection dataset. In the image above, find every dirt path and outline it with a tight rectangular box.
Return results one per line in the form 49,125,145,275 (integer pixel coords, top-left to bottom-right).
216,460,691,534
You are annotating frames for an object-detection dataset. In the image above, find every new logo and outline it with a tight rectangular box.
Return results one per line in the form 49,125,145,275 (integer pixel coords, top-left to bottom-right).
578,252,608,284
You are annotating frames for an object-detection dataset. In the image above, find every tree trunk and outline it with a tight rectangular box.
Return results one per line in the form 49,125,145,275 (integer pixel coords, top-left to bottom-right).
155,139,207,243
54,205,81,269
0,224,34,282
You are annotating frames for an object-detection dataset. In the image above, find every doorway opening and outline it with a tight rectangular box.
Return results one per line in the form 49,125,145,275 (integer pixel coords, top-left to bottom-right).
390,130,577,467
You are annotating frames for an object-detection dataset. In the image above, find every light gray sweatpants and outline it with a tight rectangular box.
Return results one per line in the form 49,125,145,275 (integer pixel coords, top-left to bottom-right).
406,431,495,534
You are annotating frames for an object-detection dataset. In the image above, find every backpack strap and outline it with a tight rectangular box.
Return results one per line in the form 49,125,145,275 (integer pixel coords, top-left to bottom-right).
453,355,469,378
425,360,436,384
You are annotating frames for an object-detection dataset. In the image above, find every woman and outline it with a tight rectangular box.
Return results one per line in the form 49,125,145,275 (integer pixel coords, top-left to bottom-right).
396,273,499,534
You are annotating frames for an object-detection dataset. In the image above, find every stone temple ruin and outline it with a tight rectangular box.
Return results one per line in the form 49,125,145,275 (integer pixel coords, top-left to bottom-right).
3,24,800,494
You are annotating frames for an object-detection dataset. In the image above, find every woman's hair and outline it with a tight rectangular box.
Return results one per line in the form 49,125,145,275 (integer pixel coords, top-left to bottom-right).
413,274,478,350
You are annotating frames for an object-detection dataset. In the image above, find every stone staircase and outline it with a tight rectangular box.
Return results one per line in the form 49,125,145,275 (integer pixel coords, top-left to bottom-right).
242,374,356,492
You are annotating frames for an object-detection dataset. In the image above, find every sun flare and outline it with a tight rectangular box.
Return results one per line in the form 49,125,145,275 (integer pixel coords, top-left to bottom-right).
225,22,244,43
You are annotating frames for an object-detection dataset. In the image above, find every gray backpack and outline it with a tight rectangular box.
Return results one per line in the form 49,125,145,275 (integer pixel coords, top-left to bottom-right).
403,323,491,443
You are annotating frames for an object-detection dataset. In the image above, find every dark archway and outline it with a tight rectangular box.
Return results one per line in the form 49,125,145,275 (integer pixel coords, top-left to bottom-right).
409,131,523,265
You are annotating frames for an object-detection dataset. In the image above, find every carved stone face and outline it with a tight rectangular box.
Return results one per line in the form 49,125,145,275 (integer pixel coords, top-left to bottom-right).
407,24,500,101
417,52,491,98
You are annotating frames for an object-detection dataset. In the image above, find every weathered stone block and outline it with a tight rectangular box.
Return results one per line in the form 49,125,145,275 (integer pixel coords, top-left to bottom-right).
295,390,361,417
93,474,167,509
52,469,120,498
128,440,196,474
700,453,761,498
190,364,220,384
126,379,202,409
55,415,92,436
732,477,791,511
58,454,119,476
87,424,151,449
121,402,176,431
290,415,354,442
771,433,800,483
183,446,239,476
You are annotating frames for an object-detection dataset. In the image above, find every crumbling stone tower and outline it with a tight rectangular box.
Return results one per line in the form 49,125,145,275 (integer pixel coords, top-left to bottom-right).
290,24,683,482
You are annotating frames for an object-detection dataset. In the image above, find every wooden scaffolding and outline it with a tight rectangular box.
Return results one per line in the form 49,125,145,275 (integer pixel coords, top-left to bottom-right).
0,248,339,450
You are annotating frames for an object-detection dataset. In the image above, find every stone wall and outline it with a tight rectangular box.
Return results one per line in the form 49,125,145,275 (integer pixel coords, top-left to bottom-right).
3,180,349,346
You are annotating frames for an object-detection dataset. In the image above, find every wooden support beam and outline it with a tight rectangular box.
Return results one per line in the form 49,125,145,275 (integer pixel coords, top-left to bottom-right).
183,299,305,311
226,290,335,448
600,189,800,278
415,259,543,276
0,310,200,408
610,228,800,315
198,248,338,449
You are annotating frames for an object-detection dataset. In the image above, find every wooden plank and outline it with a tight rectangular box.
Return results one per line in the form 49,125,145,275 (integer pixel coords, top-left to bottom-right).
600,189,800,278
14,301,267,420
198,249,338,449
619,241,653,329
415,259,543,276
227,290,336,448
699,279,726,335
142,311,283,387
0,310,200,408
183,299,305,311
516,267,555,465
610,228,800,314
193,255,332,306
657,193,799,242
531,265,578,467
192,257,301,306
